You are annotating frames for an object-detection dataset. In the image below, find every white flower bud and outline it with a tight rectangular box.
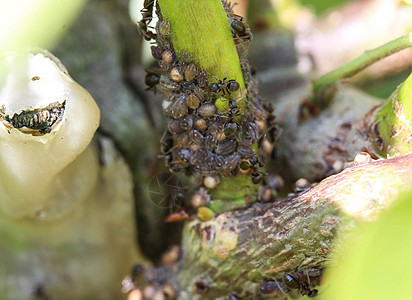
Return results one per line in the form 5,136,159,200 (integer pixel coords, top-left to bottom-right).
0,49,100,218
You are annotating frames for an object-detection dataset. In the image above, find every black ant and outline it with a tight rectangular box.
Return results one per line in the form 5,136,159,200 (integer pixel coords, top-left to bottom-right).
144,70,160,91
281,254,320,298
283,272,318,298
138,0,156,41
209,77,240,96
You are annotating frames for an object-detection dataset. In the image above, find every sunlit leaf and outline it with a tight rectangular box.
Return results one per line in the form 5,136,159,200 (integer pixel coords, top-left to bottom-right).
0,0,87,54
321,191,412,300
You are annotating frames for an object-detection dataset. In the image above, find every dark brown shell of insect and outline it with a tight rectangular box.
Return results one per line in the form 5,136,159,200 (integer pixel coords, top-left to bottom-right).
237,146,255,158
160,75,180,92
168,119,185,135
222,153,241,175
178,148,192,164
171,95,188,119
150,46,163,60
189,129,204,144
216,139,237,156
190,148,207,166
179,115,194,131
205,134,218,151
205,153,223,170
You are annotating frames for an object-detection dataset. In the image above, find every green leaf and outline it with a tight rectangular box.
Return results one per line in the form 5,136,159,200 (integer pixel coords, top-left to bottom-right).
0,0,87,53
401,0,412,6
320,191,412,300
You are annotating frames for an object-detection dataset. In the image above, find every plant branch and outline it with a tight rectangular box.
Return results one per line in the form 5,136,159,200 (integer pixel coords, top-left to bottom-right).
311,33,412,108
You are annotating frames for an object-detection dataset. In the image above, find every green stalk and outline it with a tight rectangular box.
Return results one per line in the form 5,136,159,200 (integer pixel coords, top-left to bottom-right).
159,0,245,111
370,72,412,157
311,33,412,108
158,0,258,210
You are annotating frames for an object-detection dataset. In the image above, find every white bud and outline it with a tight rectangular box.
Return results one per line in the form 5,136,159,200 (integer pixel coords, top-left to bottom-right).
0,49,100,218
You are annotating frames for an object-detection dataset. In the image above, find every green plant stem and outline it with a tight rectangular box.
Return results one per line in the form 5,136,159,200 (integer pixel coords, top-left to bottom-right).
158,0,245,108
311,33,412,108
370,72,412,157
158,0,257,209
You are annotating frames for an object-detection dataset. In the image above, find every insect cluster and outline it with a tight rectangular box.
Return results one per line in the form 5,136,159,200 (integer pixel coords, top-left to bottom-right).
0,101,66,135
139,1,278,191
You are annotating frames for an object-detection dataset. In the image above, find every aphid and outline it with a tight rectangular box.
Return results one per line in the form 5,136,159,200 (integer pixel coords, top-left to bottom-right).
170,67,184,82
205,153,223,171
216,138,237,156
230,17,252,41
197,70,208,87
168,119,185,135
189,148,207,166
179,115,193,131
3,101,65,134
192,86,205,102
237,145,255,158
241,121,259,142
156,20,170,38
162,49,175,67
209,77,240,96
198,103,217,118
187,93,200,109
221,153,240,175
178,148,192,164
150,46,163,60
159,75,180,92
205,134,218,151
171,95,188,119
130,264,145,283
189,129,204,144
191,187,210,208
184,64,198,82
194,118,208,131
231,18,246,35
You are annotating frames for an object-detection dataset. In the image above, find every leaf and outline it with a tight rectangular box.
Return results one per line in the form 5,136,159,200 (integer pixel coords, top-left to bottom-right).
320,190,412,299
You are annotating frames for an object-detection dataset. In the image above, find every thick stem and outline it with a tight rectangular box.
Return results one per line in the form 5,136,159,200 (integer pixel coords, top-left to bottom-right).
144,154,412,299
370,73,412,157
311,33,412,108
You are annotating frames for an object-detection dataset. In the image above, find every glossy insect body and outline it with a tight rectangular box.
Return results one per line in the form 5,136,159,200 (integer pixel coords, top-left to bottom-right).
138,0,156,41
145,71,160,90
283,273,319,298
4,101,65,134
209,77,240,96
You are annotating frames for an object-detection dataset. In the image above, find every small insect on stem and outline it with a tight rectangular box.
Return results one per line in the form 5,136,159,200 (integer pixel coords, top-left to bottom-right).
209,76,240,97
138,0,156,41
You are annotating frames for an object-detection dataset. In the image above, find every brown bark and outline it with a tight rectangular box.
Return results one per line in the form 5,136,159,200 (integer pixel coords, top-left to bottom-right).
138,154,412,299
